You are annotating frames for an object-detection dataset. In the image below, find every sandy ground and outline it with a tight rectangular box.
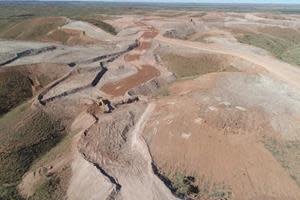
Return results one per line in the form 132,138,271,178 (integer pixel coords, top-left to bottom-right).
67,150,114,200
143,72,300,200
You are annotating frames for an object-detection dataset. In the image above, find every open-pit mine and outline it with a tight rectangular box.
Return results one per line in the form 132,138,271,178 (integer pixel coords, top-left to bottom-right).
1,2,300,200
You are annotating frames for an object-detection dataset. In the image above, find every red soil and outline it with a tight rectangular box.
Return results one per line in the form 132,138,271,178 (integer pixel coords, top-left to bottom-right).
137,42,151,51
124,54,141,62
142,30,159,39
101,65,160,97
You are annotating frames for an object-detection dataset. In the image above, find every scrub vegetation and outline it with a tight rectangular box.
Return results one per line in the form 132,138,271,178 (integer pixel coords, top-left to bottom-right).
160,53,238,79
0,104,64,200
237,27,300,66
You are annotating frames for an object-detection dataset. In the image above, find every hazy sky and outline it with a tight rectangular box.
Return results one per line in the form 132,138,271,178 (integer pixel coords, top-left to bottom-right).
5,0,299,4
95,0,300,4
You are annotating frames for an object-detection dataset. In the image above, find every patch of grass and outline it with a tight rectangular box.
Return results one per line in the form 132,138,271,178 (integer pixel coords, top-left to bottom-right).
263,136,300,186
0,110,64,182
36,73,56,88
281,46,300,66
0,102,29,127
0,185,23,200
169,172,199,199
0,70,33,116
0,17,66,41
196,175,232,200
29,166,71,200
0,105,64,200
154,86,170,97
0,19,19,34
73,17,117,35
155,167,232,200
30,130,75,171
160,53,238,79
29,177,60,200
236,27,300,66
238,33,289,57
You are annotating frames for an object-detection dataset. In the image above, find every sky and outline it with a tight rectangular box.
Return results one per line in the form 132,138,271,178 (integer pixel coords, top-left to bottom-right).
92,0,300,4
44,0,297,4
4,0,299,4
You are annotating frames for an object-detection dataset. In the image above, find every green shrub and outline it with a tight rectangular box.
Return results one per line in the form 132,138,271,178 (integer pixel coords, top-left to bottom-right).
29,166,71,200
170,172,199,199
0,185,23,200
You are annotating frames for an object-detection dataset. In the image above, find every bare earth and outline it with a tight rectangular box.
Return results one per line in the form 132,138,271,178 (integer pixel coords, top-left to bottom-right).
1,7,300,200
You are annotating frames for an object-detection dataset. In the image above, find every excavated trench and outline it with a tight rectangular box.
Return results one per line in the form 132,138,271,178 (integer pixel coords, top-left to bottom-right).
39,63,107,105
101,23,161,97
0,46,57,67
101,65,160,97
37,22,159,103
38,22,174,199
68,42,138,67
37,41,139,105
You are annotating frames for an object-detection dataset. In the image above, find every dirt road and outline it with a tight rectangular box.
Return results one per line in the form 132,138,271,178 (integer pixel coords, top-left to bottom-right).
156,35,300,90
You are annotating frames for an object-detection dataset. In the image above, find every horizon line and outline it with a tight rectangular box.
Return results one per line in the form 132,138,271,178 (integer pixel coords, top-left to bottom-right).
1,0,300,5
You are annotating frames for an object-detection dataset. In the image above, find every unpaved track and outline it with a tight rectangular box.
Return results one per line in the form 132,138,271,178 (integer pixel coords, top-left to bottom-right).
157,35,300,90
130,103,177,200
125,102,177,200
131,103,155,152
